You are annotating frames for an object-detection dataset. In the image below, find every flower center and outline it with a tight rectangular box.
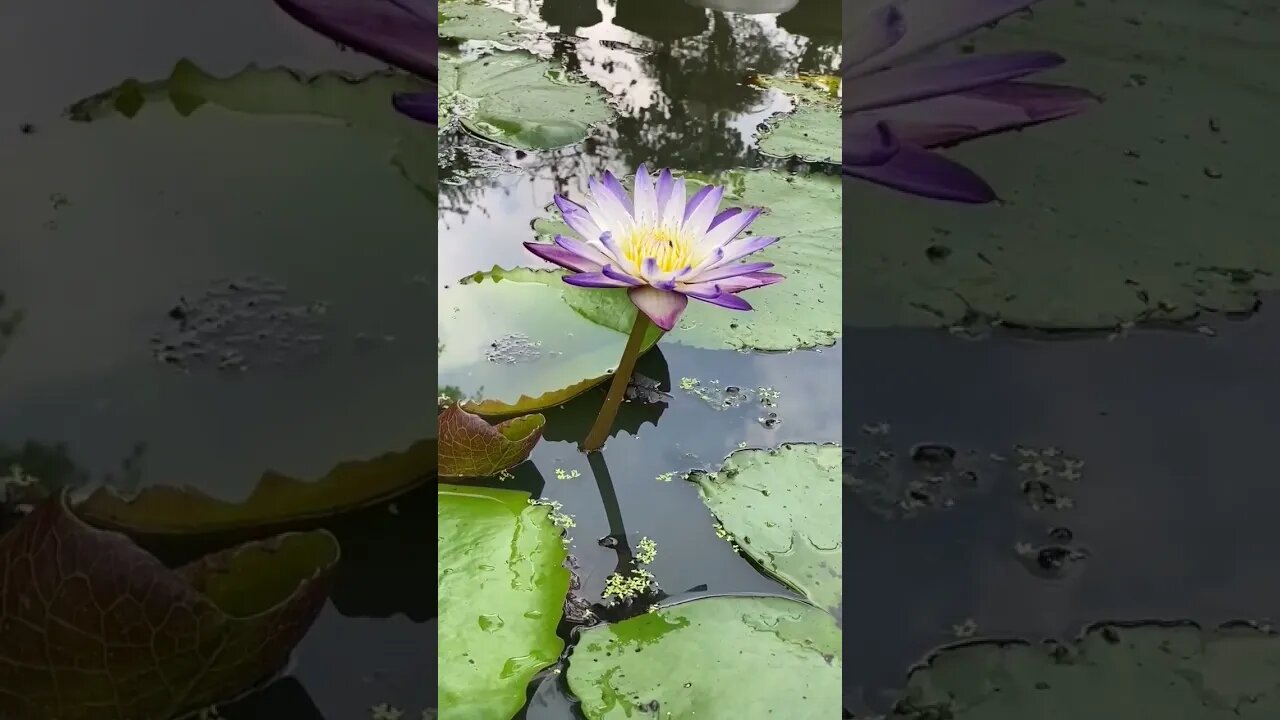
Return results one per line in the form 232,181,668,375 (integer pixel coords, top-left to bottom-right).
620,225,698,276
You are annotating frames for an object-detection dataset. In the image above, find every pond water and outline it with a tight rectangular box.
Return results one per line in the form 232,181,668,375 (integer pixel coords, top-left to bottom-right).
438,1,842,718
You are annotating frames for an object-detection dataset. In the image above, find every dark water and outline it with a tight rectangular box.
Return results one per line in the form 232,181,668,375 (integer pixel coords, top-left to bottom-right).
843,307,1280,714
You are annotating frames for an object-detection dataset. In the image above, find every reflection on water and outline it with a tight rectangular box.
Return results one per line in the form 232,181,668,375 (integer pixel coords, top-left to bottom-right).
440,1,840,717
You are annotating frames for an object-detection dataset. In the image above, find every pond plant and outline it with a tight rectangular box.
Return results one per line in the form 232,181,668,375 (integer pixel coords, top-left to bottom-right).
524,165,783,451
843,0,1098,202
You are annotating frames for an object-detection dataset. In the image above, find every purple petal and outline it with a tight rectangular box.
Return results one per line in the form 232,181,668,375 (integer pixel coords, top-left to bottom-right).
553,234,614,267
654,169,677,217
272,0,437,80
715,271,785,293
844,3,906,73
525,241,603,273
392,90,436,124
704,207,763,248
850,51,1065,113
711,234,779,267
844,119,901,167
683,185,725,235
691,291,753,311
845,144,997,203
629,286,688,331
868,81,1099,149
555,195,606,244
682,185,716,224
563,272,635,289
602,264,643,286
599,231,626,260
694,261,775,283
600,171,635,215
849,0,1045,76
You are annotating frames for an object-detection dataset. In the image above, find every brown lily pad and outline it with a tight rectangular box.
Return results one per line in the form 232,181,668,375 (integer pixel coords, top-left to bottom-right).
73,437,434,538
0,491,338,720
438,403,544,478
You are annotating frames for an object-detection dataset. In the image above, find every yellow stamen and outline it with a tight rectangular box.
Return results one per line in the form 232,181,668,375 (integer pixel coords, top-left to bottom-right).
619,225,698,275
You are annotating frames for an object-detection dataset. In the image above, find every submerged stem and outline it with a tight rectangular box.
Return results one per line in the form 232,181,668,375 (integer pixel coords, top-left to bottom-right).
581,312,651,453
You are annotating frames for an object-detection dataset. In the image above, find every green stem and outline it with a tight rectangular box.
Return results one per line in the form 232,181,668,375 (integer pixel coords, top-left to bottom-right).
581,312,651,453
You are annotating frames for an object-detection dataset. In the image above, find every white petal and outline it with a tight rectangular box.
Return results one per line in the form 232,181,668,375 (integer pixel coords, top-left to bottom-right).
634,165,658,226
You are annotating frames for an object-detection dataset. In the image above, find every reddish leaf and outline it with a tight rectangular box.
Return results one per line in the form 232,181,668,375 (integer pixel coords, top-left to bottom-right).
438,404,544,478
0,491,339,720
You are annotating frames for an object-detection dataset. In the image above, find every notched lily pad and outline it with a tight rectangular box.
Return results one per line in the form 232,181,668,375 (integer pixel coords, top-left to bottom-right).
566,595,841,719
439,50,613,150
438,403,544,477
0,492,337,720
438,266,662,415
752,74,840,164
66,59,437,198
74,438,434,537
896,622,1280,718
438,484,570,720
688,443,841,615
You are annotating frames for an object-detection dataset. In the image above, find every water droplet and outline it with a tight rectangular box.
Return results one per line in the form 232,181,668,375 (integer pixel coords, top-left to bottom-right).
478,614,505,632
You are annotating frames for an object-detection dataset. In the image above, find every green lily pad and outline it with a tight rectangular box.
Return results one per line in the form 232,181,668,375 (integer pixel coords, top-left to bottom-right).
753,75,840,164
66,59,437,200
438,266,662,415
438,484,570,720
566,595,841,719
895,622,1280,718
687,443,842,614
0,492,338,720
439,50,613,150
440,0,531,42
847,0,1280,329
532,169,841,351
438,403,544,477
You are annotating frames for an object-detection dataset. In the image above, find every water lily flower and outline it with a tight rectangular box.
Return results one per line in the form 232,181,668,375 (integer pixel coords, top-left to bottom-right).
845,0,1098,203
524,165,783,331
272,0,437,125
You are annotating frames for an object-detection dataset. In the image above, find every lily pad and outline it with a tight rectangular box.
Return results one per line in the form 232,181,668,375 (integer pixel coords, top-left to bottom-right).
439,50,613,150
66,59,437,199
438,403,544,477
74,438,434,538
895,622,1280,718
687,443,842,615
753,75,840,164
565,595,841,719
440,0,531,42
438,484,570,720
532,169,841,351
0,492,338,720
438,266,662,415
846,0,1280,329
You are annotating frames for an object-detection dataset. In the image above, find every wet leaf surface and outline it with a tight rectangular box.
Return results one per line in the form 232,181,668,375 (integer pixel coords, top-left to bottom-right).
688,443,842,616
566,595,840,719
753,75,840,164
66,59,436,199
438,403,544,478
0,492,338,720
439,0,531,42
894,622,1280,719
439,50,613,150
75,439,433,537
438,267,662,415
438,484,569,720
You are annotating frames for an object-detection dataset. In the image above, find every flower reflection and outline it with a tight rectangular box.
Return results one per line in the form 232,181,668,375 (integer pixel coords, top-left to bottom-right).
844,0,1098,203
